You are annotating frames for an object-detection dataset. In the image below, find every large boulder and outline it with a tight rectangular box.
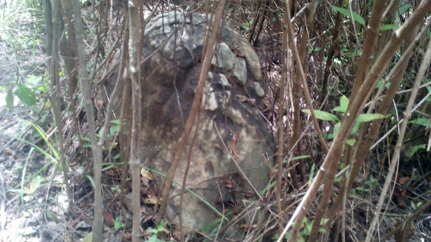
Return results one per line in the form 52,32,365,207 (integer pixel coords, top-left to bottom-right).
138,11,273,238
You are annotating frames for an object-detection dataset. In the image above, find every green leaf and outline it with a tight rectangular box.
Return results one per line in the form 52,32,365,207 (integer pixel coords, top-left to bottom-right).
302,109,339,121
346,138,356,146
157,222,168,232
333,106,345,112
308,163,316,185
380,24,399,30
110,125,120,134
357,113,388,123
333,6,365,25
148,234,162,242
376,80,391,88
409,118,431,128
46,210,59,223
340,95,349,110
15,84,36,106
333,95,349,113
31,176,42,193
408,144,426,158
397,3,411,16
110,119,121,125
350,121,360,135
290,155,311,162
98,126,105,137
147,228,158,234
333,122,341,138
6,89,14,111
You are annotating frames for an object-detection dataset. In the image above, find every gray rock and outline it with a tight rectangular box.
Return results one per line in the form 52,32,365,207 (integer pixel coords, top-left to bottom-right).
233,57,247,85
211,42,235,72
107,10,273,240
252,82,265,97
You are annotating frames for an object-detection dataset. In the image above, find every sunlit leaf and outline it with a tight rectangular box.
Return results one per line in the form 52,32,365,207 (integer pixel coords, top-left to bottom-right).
302,109,339,121
357,113,388,123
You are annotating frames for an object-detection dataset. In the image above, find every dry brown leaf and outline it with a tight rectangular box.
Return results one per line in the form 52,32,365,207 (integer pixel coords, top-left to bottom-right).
102,211,114,227
399,176,410,185
144,195,159,205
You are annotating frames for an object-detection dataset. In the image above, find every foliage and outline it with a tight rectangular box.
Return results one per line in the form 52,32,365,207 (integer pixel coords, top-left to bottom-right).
332,6,365,26
302,95,389,146
113,217,125,230
146,222,169,242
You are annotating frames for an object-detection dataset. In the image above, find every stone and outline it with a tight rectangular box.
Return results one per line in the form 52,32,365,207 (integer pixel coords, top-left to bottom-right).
252,82,265,97
233,57,247,85
108,10,273,240
211,43,235,72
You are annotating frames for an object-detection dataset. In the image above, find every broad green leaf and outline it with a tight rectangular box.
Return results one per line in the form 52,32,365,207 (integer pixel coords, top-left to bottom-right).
6,89,14,111
333,6,365,25
376,80,391,88
340,95,349,110
397,3,411,16
98,126,105,137
148,235,162,242
15,84,36,106
110,119,121,125
334,95,349,113
110,125,120,134
46,210,59,223
302,109,339,121
408,144,426,158
346,138,356,146
333,106,345,112
409,118,431,128
426,85,431,101
357,113,388,123
157,222,168,232
380,24,399,30
332,122,341,138
147,228,158,234
350,121,360,135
